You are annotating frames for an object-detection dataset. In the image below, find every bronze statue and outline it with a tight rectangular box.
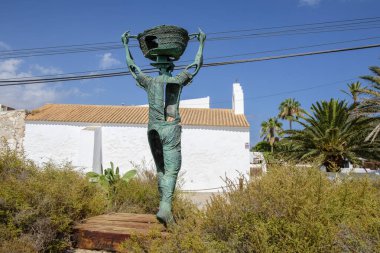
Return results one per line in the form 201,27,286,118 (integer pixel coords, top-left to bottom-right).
122,25,205,225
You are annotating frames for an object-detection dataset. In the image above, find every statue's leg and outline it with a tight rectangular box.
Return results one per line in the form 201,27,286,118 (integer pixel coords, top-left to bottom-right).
147,129,165,202
156,124,182,225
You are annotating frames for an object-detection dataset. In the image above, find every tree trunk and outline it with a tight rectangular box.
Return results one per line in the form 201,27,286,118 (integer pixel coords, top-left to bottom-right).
289,120,292,130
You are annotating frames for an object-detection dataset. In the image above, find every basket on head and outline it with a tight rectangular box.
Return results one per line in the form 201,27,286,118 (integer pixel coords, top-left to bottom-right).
137,25,189,61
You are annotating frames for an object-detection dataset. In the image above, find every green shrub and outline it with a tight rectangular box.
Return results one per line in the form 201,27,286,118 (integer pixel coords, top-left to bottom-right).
109,163,196,219
109,166,161,213
0,148,107,252
204,166,380,252
86,161,137,204
124,165,380,252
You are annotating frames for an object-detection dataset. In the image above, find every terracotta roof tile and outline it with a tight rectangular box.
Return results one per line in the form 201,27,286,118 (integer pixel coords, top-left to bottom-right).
26,104,249,128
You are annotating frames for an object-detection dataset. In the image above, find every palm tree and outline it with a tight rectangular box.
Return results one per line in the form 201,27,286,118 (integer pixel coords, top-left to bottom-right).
278,98,303,130
260,117,283,153
340,81,363,107
358,66,380,142
283,99,379,172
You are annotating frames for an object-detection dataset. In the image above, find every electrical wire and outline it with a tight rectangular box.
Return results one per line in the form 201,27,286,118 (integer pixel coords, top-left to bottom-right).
1,24,378,60
2,16,380,53
1,36,379,82
207,16,380,35
207,25,380,41
0,43,379,86
173,78,357,107
1,16,380,59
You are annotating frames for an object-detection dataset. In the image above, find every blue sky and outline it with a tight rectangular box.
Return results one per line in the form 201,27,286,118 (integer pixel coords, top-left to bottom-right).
0,0,379,144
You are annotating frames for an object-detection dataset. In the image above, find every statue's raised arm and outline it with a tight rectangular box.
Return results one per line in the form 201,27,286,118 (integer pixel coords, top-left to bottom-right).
121,32,143,80
184,29,206,78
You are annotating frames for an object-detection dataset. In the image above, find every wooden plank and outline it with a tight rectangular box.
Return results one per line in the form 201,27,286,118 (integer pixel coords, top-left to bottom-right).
75,223,164,233
73,213,166,252
84,215,159,223
77,221,164,231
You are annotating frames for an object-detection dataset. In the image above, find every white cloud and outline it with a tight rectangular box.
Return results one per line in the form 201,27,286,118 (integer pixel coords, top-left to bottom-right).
0,41,10,50
0,59,84,109
31,64,63,75
99,53,120,69
299,0,321,6
0,59,31,78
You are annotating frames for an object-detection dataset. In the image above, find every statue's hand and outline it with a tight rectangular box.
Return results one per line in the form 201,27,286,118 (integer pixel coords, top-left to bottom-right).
197,28,206,44
185,62,198,71
121,31,131,45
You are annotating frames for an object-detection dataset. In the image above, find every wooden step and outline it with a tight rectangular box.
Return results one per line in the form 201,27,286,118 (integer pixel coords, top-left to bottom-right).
73,213,166,252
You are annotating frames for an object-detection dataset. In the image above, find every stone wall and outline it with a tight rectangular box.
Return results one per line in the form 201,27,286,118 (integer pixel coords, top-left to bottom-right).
0,110,26,151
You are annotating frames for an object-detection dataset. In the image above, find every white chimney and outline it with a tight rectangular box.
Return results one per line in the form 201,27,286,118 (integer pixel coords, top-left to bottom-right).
232,82,244,115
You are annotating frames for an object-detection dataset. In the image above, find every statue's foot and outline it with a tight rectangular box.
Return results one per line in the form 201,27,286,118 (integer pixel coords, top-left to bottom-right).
156,202,175,226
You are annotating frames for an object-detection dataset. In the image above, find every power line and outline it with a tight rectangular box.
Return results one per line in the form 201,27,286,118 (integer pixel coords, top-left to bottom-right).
2,16,379,53
203,36,380,60
208,18,380,40
0,24,377,60
207,25,380,41
1,24,379,60
207,16,380,35
202,43,380,68
1,17,380,59
1,36,379,82
178,78,357,107
0,43,379,86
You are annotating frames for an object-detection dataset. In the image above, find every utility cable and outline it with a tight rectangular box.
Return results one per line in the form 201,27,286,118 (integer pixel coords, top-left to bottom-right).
1,36,379,82
0,43,379,86
2,16,380,54
207,16,380,35
1,24,378,60
1,17,380,59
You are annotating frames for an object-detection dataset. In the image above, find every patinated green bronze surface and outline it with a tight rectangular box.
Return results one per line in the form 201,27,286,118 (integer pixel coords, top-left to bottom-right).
137,25,190,61
122,25,205,225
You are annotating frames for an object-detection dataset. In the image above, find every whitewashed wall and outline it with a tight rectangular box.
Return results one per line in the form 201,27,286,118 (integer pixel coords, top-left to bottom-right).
24,122,82,167
24,122,250,191
181,125,250,190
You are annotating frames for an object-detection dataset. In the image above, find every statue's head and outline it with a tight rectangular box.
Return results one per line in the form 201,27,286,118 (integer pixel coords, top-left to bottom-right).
154,63,174,76
151,56,175,75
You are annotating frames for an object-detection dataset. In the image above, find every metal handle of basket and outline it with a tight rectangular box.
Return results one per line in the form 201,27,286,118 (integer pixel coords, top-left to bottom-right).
188,33,199,40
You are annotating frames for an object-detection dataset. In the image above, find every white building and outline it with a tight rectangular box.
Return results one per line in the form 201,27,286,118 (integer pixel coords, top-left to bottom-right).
24,83,250,191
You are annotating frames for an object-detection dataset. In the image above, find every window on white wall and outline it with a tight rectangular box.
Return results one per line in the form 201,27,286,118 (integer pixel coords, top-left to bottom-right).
77,127,102,173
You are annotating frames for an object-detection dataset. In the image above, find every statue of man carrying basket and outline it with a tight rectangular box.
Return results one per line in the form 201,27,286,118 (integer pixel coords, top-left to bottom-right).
121,25,206,225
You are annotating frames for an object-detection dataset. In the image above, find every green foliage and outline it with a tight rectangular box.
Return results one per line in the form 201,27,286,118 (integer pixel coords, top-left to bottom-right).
260,117,283,153
251,141,271,152
0,148,107,253
0,148,192,252
278,98,304,130
359,66,380,142
122,165,380,252
203,166,380,252
109,163,194,217
283,99,380,171
86,162,137,204
341,81,363,106
252,141,287,156
109,166,160,213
